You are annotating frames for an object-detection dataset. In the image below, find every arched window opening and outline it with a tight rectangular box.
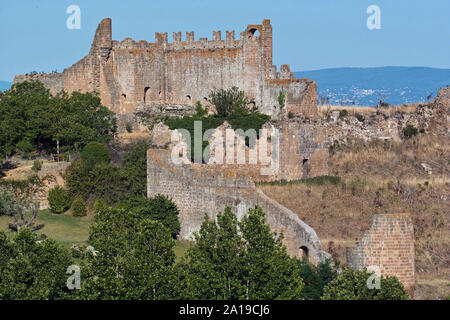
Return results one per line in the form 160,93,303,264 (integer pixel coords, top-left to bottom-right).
144,87,150,103
299,246,309,259
186,95,191,101
248,28,260,39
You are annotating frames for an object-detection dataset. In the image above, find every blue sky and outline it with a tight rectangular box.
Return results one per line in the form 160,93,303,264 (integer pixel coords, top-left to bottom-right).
1,0,449,82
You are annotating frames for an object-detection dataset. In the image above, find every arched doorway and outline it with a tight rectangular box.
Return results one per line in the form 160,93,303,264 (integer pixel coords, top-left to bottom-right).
144,87,150,103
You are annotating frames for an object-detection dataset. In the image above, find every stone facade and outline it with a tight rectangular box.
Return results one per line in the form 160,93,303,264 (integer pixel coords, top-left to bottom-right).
346,213,415,298
147,147,330,263
13,18,318,119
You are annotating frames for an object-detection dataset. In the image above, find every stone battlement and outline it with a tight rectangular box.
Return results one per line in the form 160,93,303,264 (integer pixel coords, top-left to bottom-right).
13,18,318,118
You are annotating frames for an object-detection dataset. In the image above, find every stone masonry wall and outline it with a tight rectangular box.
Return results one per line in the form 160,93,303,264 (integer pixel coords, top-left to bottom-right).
13,18,318,120
346,213,415,298
36,162,71,209
147,148,330,263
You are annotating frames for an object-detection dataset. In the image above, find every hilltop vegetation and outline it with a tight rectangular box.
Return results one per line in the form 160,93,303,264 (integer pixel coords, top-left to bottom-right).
0,80,116,158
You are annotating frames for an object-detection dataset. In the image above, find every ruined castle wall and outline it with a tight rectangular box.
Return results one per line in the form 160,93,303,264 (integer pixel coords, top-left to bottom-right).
13,18,318,120
346,213,415,297
147,148,330,263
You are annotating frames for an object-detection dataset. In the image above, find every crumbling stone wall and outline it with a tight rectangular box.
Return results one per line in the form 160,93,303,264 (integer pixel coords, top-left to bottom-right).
13,18,318,119
324,86,450,144
36,162,71,209
150,119,328,181
346,213,415,297
147,148,330,263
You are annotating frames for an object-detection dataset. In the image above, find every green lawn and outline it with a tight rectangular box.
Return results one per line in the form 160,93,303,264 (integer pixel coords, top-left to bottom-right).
0,210,193,257
0,209,94,247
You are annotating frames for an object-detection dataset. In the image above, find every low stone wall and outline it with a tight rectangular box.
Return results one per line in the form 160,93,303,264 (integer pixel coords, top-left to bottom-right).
346,213,415,298
147,148,330,263
36,162,71,209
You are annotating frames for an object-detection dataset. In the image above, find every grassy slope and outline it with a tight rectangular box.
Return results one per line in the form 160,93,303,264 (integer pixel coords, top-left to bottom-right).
259,133,449,299
0,210,93,247
0,209,191,259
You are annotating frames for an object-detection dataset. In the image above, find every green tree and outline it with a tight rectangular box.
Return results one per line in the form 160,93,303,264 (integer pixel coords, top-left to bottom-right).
78,207,177,299
0,80,116,156
122,141,149,197
118,195,181,238
297,258,338,299
71,196,87,217
321,268,409,300
240,206,304,299
81,142,111,168
48,185,71,214
209,86,254,118
0,229,73,299
17,139,34,159
181,206,304,300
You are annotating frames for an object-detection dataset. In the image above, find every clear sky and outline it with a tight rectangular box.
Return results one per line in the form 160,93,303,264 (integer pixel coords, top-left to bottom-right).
1,0,449,82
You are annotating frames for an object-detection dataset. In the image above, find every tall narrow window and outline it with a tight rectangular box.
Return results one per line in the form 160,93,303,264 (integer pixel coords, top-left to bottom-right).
144,87,150,103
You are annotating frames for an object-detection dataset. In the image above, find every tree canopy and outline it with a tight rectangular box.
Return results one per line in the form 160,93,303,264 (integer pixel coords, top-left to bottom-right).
0,80,116,157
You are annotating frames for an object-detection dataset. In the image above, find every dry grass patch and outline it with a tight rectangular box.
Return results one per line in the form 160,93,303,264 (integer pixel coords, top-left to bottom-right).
319,103,419,117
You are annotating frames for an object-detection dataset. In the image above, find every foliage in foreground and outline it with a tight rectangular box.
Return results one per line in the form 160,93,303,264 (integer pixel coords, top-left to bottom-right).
321,268,409,300
297,258,338,300
48,186,71,214
178,207,304,300
78,208,177,299
0,80,116,157
0,229,73,299
118,194,181,239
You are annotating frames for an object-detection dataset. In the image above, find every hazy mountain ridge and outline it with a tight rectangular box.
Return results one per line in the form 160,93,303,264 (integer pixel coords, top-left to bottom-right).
294,66,450,106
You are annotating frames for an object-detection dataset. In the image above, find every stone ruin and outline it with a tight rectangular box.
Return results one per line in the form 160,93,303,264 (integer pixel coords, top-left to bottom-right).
347,214,415,298
13,18,421,291
13,18,318,121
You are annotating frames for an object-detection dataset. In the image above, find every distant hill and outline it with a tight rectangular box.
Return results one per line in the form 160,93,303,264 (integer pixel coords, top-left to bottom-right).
0,81,11,92
294,66,450,106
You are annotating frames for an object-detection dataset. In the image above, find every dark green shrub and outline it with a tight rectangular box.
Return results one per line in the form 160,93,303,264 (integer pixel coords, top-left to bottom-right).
356,114,365,122
125,122,133,133
278,90,286,108
81,142,110,167
339,109,348,118
322,268,409,300
31,159,43,172
209,86,254,118
288,112,294,119
17,139,34,158
71,196,87,217
118,195,181,238
93,198,107,214
122,141,150,197
297,258,338,300
48,186,71,214
403,125,418,138
194,101,208,117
